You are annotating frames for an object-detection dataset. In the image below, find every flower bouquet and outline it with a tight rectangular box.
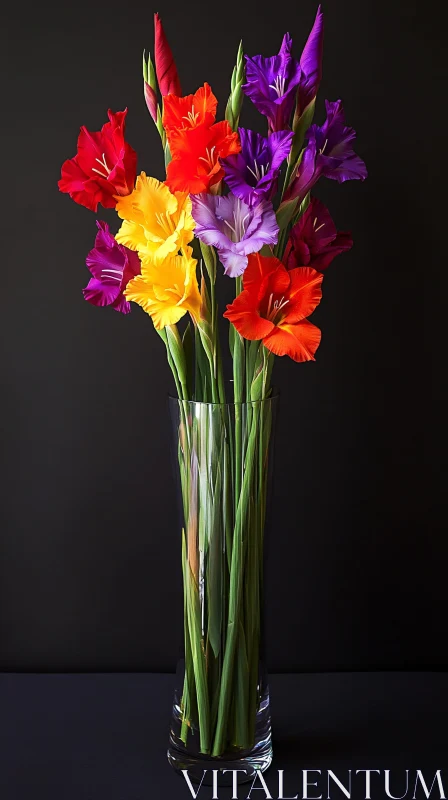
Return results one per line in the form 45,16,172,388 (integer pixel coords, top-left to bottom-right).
59,6,366,782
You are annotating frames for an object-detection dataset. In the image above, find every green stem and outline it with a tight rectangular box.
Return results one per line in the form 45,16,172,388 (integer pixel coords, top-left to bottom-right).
212,404,260,756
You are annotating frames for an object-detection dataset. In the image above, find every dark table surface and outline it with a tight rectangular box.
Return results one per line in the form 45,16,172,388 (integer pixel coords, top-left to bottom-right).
0,672,447,800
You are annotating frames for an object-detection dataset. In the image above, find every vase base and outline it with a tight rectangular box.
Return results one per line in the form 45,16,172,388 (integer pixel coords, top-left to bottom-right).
167,684,272,786
167,750,273,786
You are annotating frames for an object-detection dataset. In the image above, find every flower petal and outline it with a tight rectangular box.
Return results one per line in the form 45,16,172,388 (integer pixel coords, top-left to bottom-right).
219,249,248,278
263,320,321,361
83,277,121,308
163,82,217,134
282,267,323,323
224,290,275,340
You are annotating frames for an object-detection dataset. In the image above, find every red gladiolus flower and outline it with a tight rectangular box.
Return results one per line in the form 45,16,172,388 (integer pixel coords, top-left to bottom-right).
283,197,353,271
165,121,240,194
224,253,323,362
58,110,137,212
154,12,181,97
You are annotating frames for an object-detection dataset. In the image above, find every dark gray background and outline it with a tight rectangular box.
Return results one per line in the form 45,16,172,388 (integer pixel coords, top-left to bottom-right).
0,0,445,672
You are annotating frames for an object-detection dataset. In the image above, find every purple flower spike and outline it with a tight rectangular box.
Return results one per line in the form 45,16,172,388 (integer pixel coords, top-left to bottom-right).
191,193,279,278
243,34,302,133
223,128,293,206
83,221,141,314
297,5,324,116
284,99,368,204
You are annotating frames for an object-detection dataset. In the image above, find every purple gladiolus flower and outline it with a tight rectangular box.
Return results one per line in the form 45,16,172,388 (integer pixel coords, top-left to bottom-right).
222,128,293,206
243,34,302,133
297,5,324,116
83,221,141,314
284,99,368,204
191,193,279,278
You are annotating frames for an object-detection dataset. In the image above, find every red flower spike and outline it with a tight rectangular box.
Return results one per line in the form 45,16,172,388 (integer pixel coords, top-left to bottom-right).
224,253,323,363
58,109,137,212
154,13,181,97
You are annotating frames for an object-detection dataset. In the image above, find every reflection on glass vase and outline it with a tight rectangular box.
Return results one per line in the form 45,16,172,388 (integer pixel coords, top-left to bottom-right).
167,395,277,785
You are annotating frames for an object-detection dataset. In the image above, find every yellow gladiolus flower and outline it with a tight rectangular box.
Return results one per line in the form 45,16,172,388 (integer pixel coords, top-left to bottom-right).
124,247,202,330
115,172,195,264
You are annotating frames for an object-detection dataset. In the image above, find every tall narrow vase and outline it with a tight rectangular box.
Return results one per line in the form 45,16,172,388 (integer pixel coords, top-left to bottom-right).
167,396,277,783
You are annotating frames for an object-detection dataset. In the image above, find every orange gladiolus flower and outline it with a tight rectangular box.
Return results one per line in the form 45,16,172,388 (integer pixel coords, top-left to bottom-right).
165,121,241,195
224,253,323,362
163,83,218,140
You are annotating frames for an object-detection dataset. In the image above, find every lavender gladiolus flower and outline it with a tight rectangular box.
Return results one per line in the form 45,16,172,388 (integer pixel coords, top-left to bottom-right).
284,99,368,204
83,221,141,314
243,34,302,133
222,128,293,206
191,193,279,278
297,5,324,116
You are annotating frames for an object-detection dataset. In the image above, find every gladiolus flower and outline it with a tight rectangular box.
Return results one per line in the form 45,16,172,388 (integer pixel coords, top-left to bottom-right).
283,100,367,205
191,192,279,278
166,121,240,194
83,221,141,314
163,83,218,141
143,50,158,122
222,127,293,206
124,246,201,330
115,172,195,265
224,253,322,362
154,12,181,96
144,81,158,122
296,5,324,117
283,197,353,271
243,34,301,133
58,110,137,212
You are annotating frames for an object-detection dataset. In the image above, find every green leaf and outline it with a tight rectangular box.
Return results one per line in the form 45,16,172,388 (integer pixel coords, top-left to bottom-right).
290,98,316,165
200,272,212,324
148,52,157,92
276,196,299,231
233,622,249,748
212,405,260,756
164,139,171,167
207,455,223,658
185,559,211,753
229,319,235,355
200,242,217,284
246,340,260,401
225,40,245,131
232,330,245,404
182,322,194,398
166,325,187,393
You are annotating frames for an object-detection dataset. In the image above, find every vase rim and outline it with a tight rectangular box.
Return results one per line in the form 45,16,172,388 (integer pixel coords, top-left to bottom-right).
168,390,279,408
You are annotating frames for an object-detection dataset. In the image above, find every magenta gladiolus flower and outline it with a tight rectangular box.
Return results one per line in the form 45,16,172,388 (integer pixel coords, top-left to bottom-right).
191,193,279,278
83,221,141,314
222,128,293,206
243,34,301,133
283,197,353,271
284,99,368,204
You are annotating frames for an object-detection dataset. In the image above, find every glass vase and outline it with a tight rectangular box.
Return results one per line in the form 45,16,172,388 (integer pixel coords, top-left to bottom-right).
167,396,277,785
